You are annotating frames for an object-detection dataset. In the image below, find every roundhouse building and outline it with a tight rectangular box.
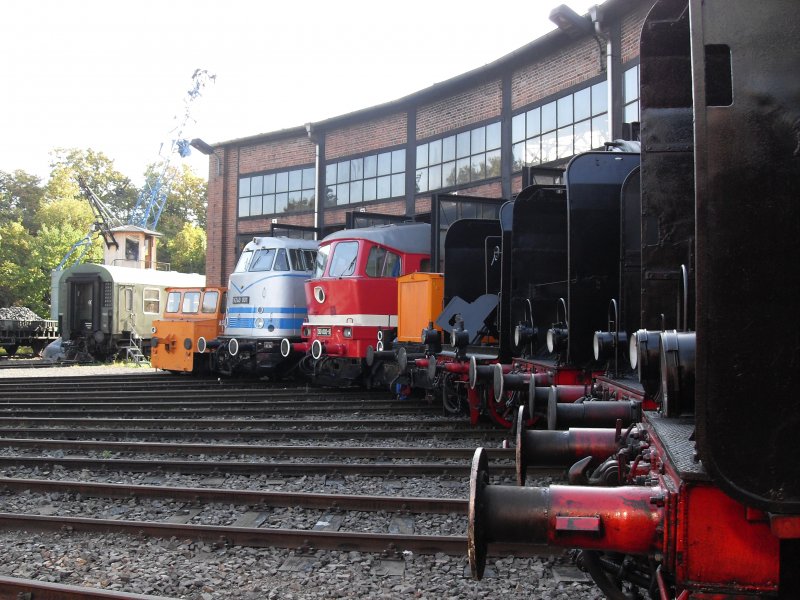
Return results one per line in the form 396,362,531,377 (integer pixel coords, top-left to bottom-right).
200,0,653,287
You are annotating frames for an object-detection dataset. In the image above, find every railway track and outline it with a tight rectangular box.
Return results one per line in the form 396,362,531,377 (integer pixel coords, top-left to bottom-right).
0,370,598,598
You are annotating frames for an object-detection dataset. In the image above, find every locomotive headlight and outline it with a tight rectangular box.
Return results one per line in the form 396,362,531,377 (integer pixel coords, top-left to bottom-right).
546,327,567,353
151,326,157,334
514,324,537,347
343,327,353,338
593,331,613,361
255,317,265,329
302,327,310,338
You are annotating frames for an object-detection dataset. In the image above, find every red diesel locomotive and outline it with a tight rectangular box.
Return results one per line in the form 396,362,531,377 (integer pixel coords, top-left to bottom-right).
281,222,430,387
467,0,800,597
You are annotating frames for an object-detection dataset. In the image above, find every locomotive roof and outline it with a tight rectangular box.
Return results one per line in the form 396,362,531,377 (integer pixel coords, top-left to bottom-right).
243,236,319,251
59,263,206,287
320,222,431,254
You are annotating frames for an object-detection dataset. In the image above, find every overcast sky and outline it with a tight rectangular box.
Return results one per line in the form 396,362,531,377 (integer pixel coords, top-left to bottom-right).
1,0,602,185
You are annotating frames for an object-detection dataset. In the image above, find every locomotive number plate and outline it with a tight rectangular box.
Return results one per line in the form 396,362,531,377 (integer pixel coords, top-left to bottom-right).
231,296,250,304
316,327,331,336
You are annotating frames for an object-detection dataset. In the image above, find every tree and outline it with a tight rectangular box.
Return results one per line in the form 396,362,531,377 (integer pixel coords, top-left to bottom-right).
166,223,206,274
0,170,45,233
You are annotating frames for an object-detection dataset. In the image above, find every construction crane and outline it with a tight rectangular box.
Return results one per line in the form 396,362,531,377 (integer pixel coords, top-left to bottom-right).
128,68,215,231
55,68,215,271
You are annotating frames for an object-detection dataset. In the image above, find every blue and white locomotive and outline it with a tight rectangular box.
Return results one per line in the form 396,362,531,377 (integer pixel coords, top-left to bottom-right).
199,236,318,377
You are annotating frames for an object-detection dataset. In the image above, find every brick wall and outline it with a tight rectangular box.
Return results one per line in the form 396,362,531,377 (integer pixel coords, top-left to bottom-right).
416,79,503,139
238,136,316,174
621,1,655,63
324,113,407,160
511,37,600,111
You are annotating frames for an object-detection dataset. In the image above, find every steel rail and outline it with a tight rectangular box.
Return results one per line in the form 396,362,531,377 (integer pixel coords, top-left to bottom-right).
0,389,393,402
0,455,516,477
0,426,506,440
0,404,433,417
0,416,474,428
0,512,552,558
0,575,172,600
0,477,468,513
0,398,431,410
0,438,513,461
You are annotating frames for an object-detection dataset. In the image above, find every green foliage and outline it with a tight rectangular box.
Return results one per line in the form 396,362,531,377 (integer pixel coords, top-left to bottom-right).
166,223,206,274
0,147,209,314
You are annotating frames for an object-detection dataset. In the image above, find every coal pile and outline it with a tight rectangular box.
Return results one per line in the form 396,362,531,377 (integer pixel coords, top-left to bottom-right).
0,307,44,321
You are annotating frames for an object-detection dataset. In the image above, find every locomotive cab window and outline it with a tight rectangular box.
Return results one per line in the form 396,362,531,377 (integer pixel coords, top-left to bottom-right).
143,288,160,314
290,248,317,271
328,241,359,277
165,291,181,313
366,246,401,277
250,248,276,272
314,245,331,277
234,249,254,273
182,291,201,313
273,248,290,271
202,291,219,313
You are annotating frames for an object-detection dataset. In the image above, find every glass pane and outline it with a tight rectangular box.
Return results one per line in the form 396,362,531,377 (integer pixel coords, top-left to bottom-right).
391,173,405,196
302,167,315,190
383,251,401,277
442,161,456,187
592,114,609,148
526,107,541,137
574,119,592,154
486,148,501,177
471,154,486,180
377,152,391,176
557,95,573,127
429,139,442,164
526,136,541,165
471,127,486,154
366,246,387,277
336,183,349,204
314,244,329,277
486,122,501,150
624,101,639,124
276,171,289,193
456,157,471,184
456,131,470,158
263,194,275,214
182,291,201,313
391,149,405,173
288,169,302,190
377,175,391,199
235,249,253,272
264,173,276,194
364,155,377,178
624,66,639,104
328,241,359,277
166,291,181,313
350,180,363,203
512,141,525,171
363,177,377,201
337,161,350,184
541,130,558,162
275,192,289,213
202,291,219,313
325,164,336,187
274,248,289,271
250,195,262,215
416,144,428,169
250,248,276,272
416,168,428,193
574,88,591,121
350,158,363,180
512,113,525,143
428,164,442,190
238,196,250,217
287,190,302,211
541,101,557,132
250,175,263,195
324,186,337,207
557,125,574,158
442,135,456,162
238,178,250,197
592,80,608,116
